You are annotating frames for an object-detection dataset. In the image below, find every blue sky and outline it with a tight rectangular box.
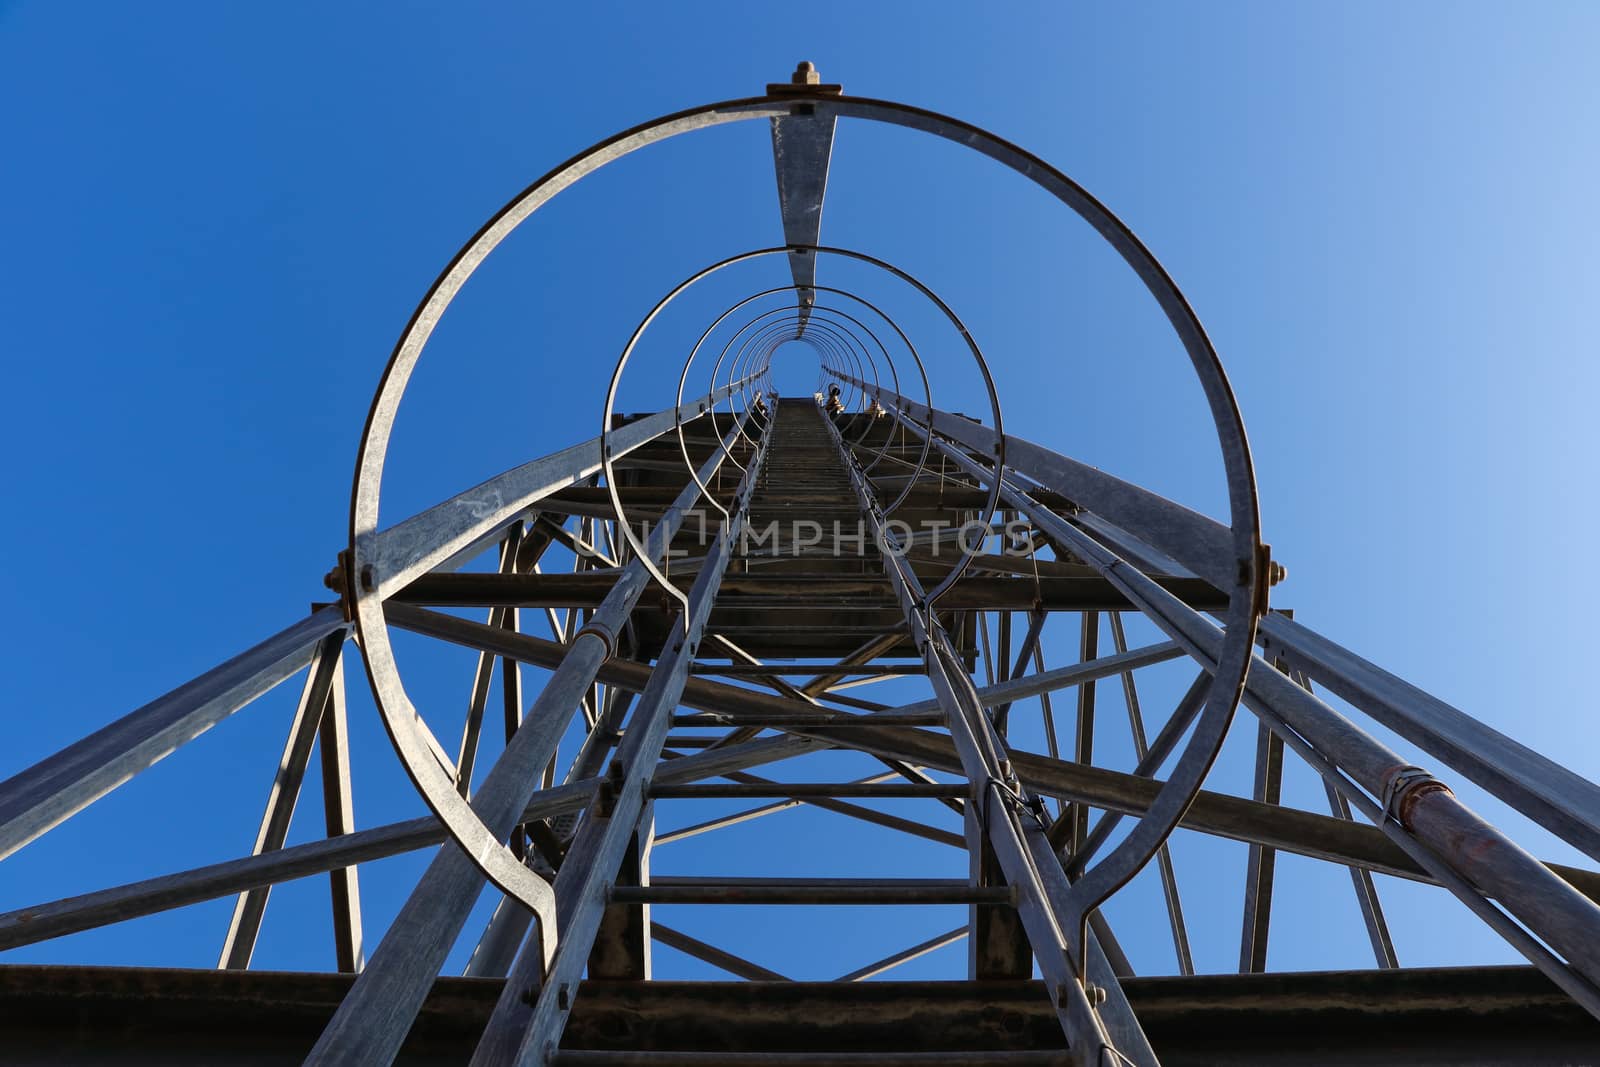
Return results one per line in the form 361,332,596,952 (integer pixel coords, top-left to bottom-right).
2,2,1598,986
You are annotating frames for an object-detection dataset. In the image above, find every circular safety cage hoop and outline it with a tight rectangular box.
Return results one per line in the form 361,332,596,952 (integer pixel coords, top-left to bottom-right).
601,245,1002,618
344,88,1266,949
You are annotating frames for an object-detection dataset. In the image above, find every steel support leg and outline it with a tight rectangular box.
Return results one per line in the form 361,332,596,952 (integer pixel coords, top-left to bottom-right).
472,416,770,1066
317,652,364,973
1238,722,1285,973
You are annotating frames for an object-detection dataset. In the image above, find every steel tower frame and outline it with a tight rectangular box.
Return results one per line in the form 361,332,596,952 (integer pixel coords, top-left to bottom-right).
2,65,1599,1065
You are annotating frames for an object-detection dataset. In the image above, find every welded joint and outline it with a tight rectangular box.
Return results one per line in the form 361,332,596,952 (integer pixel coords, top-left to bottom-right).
1380,764,1453,828
574,621,617,662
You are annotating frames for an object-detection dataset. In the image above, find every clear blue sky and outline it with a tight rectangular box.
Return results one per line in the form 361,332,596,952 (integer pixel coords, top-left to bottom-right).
2,2,1598,984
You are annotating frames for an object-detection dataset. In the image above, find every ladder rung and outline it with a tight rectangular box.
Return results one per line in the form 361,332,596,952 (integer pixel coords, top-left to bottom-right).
671,710,945,728
555,1054,1071,1067
611,879,1011,906
651,783,966,799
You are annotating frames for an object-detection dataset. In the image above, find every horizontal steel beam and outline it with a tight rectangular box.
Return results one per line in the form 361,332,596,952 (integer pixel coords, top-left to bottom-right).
534,484,1072,518
394,573,1227,612
651,783,966,800
1,965,1593,1064
552,1053,1065,1065
386,605,1600,902
612,881,1011,906
672,710,947,728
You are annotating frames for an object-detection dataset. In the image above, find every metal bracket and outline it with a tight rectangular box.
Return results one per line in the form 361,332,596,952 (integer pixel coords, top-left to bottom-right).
1380,765,1452,828
766,60,843,97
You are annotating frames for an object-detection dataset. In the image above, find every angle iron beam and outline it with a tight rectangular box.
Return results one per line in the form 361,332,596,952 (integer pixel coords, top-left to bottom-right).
1109,613,1193,977
0,738,820,954
769,102,836,337
218,631,346,970
0,606,348,862
1238,723,1285,974
317,652,364,974
472,415,771,1066
839,926,967,982
820,407,1154,1067
392,602,1600,904
612,882,1008,906
650,921,790,982
1258,610,1600,864
836,375,1234,591
915,421,1600,1015
362,384,751,602
306,421,757,1067
394,572,1226,612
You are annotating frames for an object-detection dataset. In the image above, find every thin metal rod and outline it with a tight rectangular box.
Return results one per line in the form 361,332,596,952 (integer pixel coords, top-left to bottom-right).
653,797,797,845
1109,613,1192,977
992,610,1047,730
316,653,364,973
650,921,789,981
458,527,552,797
1238,722,1285,974
978,612,997,687
700,769,964,849
651,783,966,799
1294,671,1398,970
613,882,1009,905
1068,611,1099,851
653,769,903,846
1061,672,1210,871
1323,775,1399,969
0,607,347,861
837,926,967,981
690,663,926,677
885,641,1185,722
217,631,345,970
700,634,953,816
672,709,947,728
